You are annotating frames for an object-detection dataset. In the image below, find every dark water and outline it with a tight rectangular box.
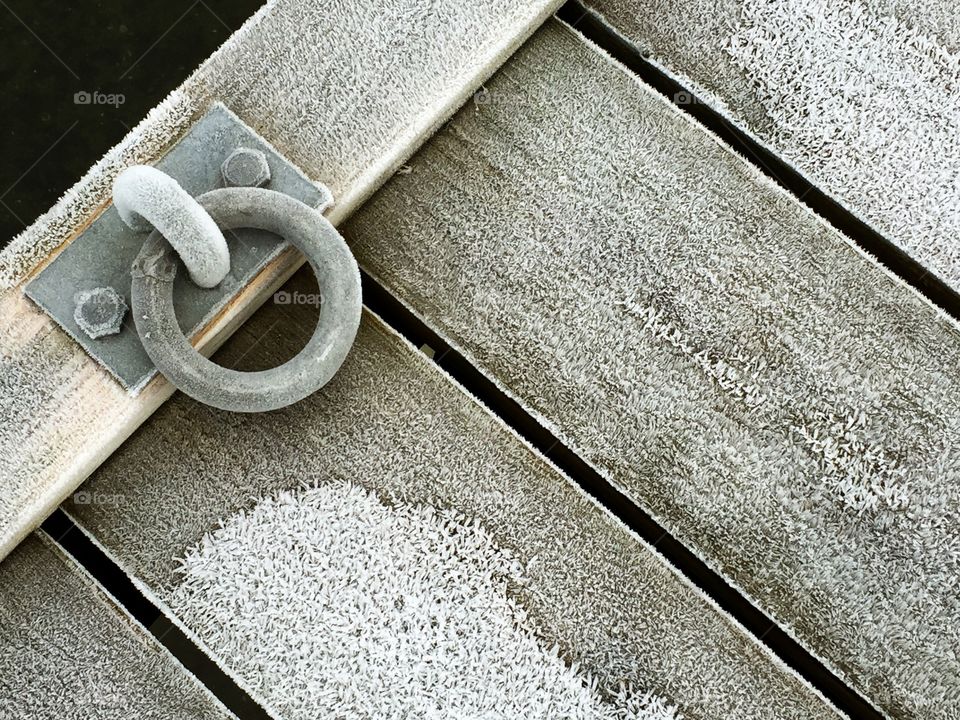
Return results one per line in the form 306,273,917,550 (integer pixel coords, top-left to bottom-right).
0,0,265,246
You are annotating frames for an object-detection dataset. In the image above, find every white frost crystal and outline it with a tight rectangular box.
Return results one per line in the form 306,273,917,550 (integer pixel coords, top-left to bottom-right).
727,0,960,287
168,481,680,720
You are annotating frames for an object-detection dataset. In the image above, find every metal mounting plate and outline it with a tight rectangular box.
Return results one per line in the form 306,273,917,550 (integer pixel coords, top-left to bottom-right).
24,103,329,391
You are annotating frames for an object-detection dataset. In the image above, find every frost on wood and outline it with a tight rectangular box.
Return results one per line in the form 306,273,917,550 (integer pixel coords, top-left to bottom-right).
585,0,960,291
169,482,680,720
342,21,960,720
0,0,557,287
726,0,960,288
0,534,231,720
70,311,841,720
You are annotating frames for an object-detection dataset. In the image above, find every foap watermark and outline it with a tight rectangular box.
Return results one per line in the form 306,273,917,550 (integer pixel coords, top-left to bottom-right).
473,86,525,110
274,290,322,307
72,490,124,506
74,90,125,107
671,90,704,107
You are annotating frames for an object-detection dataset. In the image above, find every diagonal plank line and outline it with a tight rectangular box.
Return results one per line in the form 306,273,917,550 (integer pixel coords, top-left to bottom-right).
554,0,960,326
0,121,79,202
0,198,27,229
197,0,233,32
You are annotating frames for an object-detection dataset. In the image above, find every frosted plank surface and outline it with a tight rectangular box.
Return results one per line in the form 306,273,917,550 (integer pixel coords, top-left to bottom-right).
342,21,960,720
0,0,559,561
584,0,960,292
0,533,232,720
68,277,841,720
1,0,560,286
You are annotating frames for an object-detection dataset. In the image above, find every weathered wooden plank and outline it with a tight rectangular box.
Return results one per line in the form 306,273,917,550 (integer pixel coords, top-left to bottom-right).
0,533,233,719
580,0,960,293
0,0,561,561
340,20,960,719
67,271,842,720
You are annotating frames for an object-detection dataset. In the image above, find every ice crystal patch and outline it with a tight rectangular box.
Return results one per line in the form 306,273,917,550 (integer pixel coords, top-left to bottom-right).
793,408,910,514
727,0,960,287
622,300,769,409
169,482,681,720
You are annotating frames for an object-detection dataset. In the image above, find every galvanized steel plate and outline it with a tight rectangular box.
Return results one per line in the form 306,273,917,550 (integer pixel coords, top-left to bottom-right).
24,103,329,390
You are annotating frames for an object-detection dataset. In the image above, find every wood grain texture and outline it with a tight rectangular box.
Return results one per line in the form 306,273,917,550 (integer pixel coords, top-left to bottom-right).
0,533,233,719
582,0,960,293
341,21,960,720
0,0,561,561
68,269,842,720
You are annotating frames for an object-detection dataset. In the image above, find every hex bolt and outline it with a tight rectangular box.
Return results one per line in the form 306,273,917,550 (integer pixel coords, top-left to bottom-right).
221,148,271,188
74,287,127,339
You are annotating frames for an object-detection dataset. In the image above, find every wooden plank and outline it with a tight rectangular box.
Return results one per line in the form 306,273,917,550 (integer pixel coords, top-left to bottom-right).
580,0,960,293
339,20,960,719
67,270,841,720
0,532,233,719
0,0,561,561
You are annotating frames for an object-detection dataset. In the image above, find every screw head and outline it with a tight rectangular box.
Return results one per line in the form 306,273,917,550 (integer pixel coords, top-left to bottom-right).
74,287,127,339
221,148,271,188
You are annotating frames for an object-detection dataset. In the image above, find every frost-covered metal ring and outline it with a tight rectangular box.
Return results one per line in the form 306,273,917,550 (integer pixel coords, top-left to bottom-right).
131,187,362,412
114,165,231,288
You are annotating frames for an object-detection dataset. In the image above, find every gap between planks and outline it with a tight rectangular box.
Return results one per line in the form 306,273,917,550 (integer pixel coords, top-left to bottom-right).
42,509,272,720
555,0,960,325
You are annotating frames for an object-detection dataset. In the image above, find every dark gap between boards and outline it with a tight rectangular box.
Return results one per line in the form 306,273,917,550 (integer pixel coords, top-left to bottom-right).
360,269,885,720
41,510,272,720
555,0,960,324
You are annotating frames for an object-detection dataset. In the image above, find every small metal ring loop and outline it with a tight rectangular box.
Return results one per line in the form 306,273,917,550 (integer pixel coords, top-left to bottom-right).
131,187,362,412
114,165,231,288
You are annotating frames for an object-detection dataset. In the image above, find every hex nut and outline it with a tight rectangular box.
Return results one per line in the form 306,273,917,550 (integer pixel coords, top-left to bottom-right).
74,287,127,339
221,148,271,188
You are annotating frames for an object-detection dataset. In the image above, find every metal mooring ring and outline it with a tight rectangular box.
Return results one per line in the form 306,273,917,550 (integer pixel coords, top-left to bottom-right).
131,187,362,412
114,165,231,288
